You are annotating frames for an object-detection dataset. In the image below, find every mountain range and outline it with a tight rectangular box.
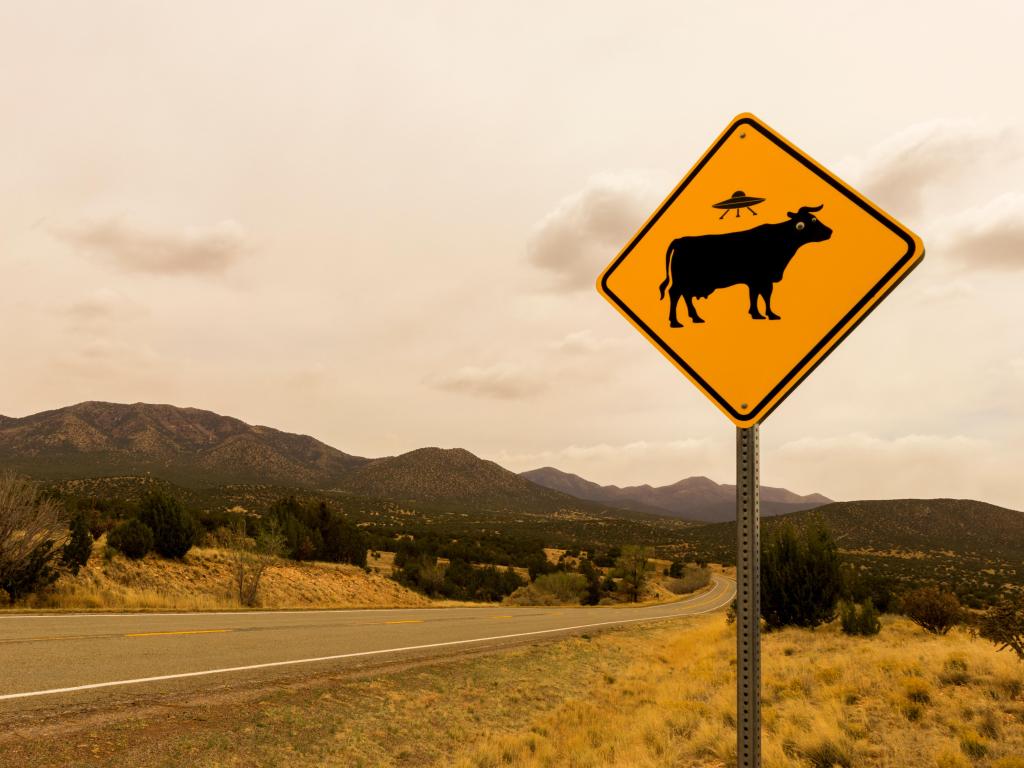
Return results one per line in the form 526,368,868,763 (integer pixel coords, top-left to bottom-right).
0,401,828,523
520,466,830,523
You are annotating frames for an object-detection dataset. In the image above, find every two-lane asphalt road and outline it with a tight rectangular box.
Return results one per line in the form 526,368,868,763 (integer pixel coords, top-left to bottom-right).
0,574,734,705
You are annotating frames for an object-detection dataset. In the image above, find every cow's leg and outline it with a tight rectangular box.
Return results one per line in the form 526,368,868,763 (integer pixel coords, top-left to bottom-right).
684,294,704,323
668,290,684,328
763,283,781,320
748,285,765,319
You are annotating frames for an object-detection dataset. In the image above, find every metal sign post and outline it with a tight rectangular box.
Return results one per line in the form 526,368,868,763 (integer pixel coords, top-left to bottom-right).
736,426,761,766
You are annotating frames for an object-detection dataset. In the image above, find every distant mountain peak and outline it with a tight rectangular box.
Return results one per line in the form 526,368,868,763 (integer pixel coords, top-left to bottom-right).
521,466,830,523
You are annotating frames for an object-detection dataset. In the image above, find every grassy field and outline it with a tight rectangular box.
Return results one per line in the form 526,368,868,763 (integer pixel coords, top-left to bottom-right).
13,543,431,611
5,612,1022,767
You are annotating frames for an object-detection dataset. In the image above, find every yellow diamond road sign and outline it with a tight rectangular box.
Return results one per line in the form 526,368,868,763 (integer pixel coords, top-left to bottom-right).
597,113,924,427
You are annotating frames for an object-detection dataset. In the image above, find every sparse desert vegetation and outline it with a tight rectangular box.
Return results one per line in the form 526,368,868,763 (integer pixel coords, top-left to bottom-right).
6,613,1021,767
14,542,430,611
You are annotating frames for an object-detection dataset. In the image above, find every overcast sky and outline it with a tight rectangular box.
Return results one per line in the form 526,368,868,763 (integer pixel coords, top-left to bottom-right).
2,2,1023,508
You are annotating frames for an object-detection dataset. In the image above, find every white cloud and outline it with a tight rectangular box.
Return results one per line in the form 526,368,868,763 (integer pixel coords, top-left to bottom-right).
65,288,146,324
53,216,248,275
548,329,622,355
427,363,544,400
527,172,668,291
937,193,1024,270
843,119,1013,218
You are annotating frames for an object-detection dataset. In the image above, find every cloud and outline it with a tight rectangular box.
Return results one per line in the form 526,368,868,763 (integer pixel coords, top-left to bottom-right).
65,288,146,323
527,172,667,291
548,329,622,355
53,216,248,275
844,119,1013,218
428,363,544,400
938,193,1024,270
770,432,1021,508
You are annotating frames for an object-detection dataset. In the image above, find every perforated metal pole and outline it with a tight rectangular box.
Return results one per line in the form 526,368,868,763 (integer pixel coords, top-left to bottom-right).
736,425,761,767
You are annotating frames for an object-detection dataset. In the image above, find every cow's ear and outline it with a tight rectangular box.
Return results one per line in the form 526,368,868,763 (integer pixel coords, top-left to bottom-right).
787,211,796,219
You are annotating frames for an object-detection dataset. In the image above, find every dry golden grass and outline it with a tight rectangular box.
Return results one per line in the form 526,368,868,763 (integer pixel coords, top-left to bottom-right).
15,541,431,611
5,613,1022,768
449,616,1024,768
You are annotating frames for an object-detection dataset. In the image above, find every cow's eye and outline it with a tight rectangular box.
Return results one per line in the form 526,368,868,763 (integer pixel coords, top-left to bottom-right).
811,217,817,222
795,222,806,231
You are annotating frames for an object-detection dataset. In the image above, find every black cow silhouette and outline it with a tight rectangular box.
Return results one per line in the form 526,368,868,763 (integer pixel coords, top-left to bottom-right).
658,205,832,327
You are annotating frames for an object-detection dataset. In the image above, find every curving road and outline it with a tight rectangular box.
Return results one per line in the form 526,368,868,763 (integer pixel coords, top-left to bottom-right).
0,574,734,706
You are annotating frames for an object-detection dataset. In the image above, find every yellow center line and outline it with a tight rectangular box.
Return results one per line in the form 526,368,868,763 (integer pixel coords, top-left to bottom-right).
490,615,513,619
125,629,232,638
384,620,423,625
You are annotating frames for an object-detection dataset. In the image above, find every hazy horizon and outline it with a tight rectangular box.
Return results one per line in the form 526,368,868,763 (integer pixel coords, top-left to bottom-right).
3,3,1024,508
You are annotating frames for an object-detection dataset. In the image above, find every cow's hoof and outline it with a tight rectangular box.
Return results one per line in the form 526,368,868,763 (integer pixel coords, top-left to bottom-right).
670,321,684,328
750,313,765,320
767,314,781,320
690,317,705,324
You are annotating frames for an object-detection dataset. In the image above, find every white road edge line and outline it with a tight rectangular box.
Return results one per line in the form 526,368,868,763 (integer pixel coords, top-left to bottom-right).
0,579,734,701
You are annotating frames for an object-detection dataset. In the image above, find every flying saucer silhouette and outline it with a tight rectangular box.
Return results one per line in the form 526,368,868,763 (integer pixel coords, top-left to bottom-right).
712,190,765,219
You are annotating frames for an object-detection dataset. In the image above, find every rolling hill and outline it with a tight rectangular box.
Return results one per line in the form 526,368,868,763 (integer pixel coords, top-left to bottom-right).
521,466,830,522
680,499,1024,605
0,401,367,488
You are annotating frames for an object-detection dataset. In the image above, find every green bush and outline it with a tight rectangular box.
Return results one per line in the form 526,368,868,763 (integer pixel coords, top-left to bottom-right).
138,491,198,559
978,591,1024,661
840,598,881,636
901,586,962,635
107,519,154,559
0,542,62,602
61,510,94,576
761,522,843,629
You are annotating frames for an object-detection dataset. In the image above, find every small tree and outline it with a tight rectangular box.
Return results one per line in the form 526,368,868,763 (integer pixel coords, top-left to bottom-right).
0,471,68,602
761,522,843,630
616,545,653,603
840,599,881,636
228,519,285,607
901,586,962,635
668,559,685,578
978,592,1024,661
138,490,198,559
578,558,602,605
61,510,94,576
107,519,154,560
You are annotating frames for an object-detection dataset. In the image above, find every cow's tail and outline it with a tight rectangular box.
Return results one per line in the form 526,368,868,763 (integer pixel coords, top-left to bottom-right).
658,241,675,300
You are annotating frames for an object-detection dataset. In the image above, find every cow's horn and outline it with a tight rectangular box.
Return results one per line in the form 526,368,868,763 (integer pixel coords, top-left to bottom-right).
802,204,824,213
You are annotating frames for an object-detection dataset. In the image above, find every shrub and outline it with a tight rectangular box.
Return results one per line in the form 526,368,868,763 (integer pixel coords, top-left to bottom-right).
978,591,1024,661
107,519,154,560
801,738,854,768
665,565,711,595
761,522,842,629
901,586,962,635
507,572,587,606
138,491,198,559
840,599,881,636
959,730,988,758
0,471,68,602
61,510,94,576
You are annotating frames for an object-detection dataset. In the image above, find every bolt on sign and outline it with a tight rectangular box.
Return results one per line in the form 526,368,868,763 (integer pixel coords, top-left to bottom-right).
597,113,924,426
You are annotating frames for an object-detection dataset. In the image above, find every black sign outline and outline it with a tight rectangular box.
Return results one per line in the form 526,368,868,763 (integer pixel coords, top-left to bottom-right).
598,115,924,424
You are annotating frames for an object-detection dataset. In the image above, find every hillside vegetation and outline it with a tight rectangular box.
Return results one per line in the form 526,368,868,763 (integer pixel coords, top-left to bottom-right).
17,542,430,611
681,499,1024,607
